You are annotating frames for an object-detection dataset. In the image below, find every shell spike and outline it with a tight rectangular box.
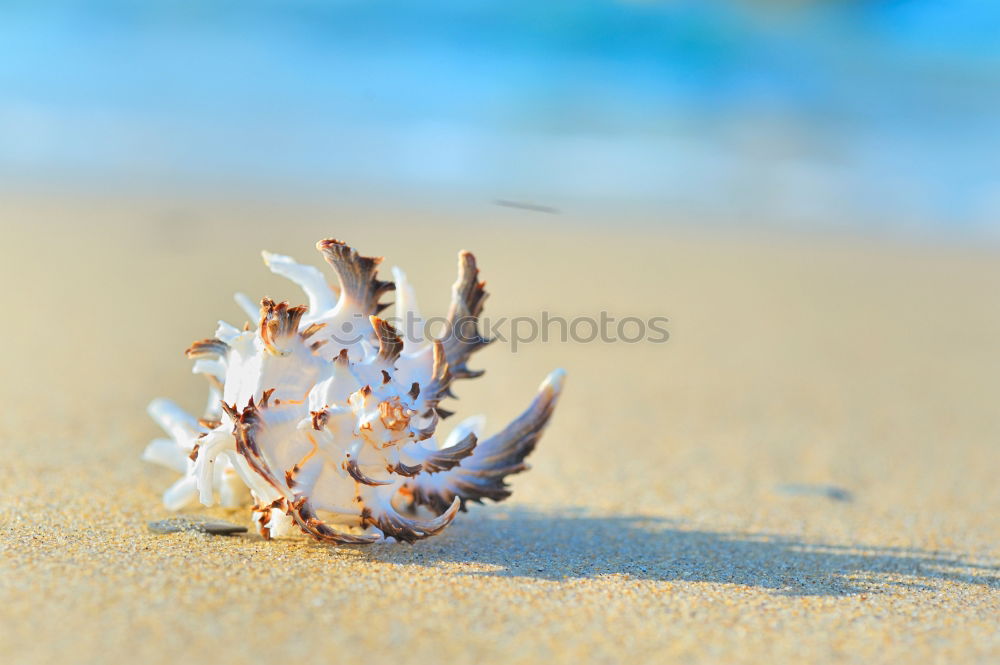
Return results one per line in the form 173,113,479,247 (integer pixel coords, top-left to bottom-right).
316,239,395,319
442,250,490,381
370,315,404,363
261,250,338,318
234,292,258,321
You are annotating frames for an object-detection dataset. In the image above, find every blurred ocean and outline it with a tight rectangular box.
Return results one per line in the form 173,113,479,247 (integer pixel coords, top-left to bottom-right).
1,0,998,235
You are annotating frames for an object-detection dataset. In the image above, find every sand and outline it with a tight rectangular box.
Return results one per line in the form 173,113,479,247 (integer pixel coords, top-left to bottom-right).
0,192,997,664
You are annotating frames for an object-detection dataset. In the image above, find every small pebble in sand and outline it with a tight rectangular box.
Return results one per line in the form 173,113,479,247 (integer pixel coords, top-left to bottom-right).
147,517,248,536
774,484,853,502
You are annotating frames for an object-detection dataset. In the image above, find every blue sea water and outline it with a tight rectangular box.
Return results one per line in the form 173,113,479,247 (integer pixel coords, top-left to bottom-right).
1,1,998,234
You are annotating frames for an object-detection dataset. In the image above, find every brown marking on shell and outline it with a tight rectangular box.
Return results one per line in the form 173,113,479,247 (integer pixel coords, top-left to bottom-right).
287,496,377,545
407,485,455,516
420,432,477,474
259,388,276,408
378,397,410,432
381,370,392,385
370,315,403,363
300,322,327,340
229,401,376,545
283,444,317,496
391,461,422,478
311,409,329,430
426,340,454,401
410,340,453,440
228,402,300,540
254,498,287,541
361,497,460,544
408,382,420,400
198,418,222,430
442,251,491,381
298,433,320,468
188,443,200,461
220,401,239,420
185,338,229,359
408,374,562,512
334,348,350,367
316,239,395,319
258,299,308,355
344,459,392,486
412,413,438,443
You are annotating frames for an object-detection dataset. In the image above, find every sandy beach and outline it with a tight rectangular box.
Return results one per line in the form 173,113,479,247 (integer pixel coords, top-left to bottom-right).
1,192,997,664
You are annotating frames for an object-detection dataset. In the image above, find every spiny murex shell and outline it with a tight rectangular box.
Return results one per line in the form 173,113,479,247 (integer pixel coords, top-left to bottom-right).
144,238,565,544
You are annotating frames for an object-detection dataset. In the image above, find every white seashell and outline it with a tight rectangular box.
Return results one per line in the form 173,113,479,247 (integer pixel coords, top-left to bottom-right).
144,238,565,544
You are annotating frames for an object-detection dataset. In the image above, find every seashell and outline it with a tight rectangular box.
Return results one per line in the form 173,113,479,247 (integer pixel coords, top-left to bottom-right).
144,238,565,544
